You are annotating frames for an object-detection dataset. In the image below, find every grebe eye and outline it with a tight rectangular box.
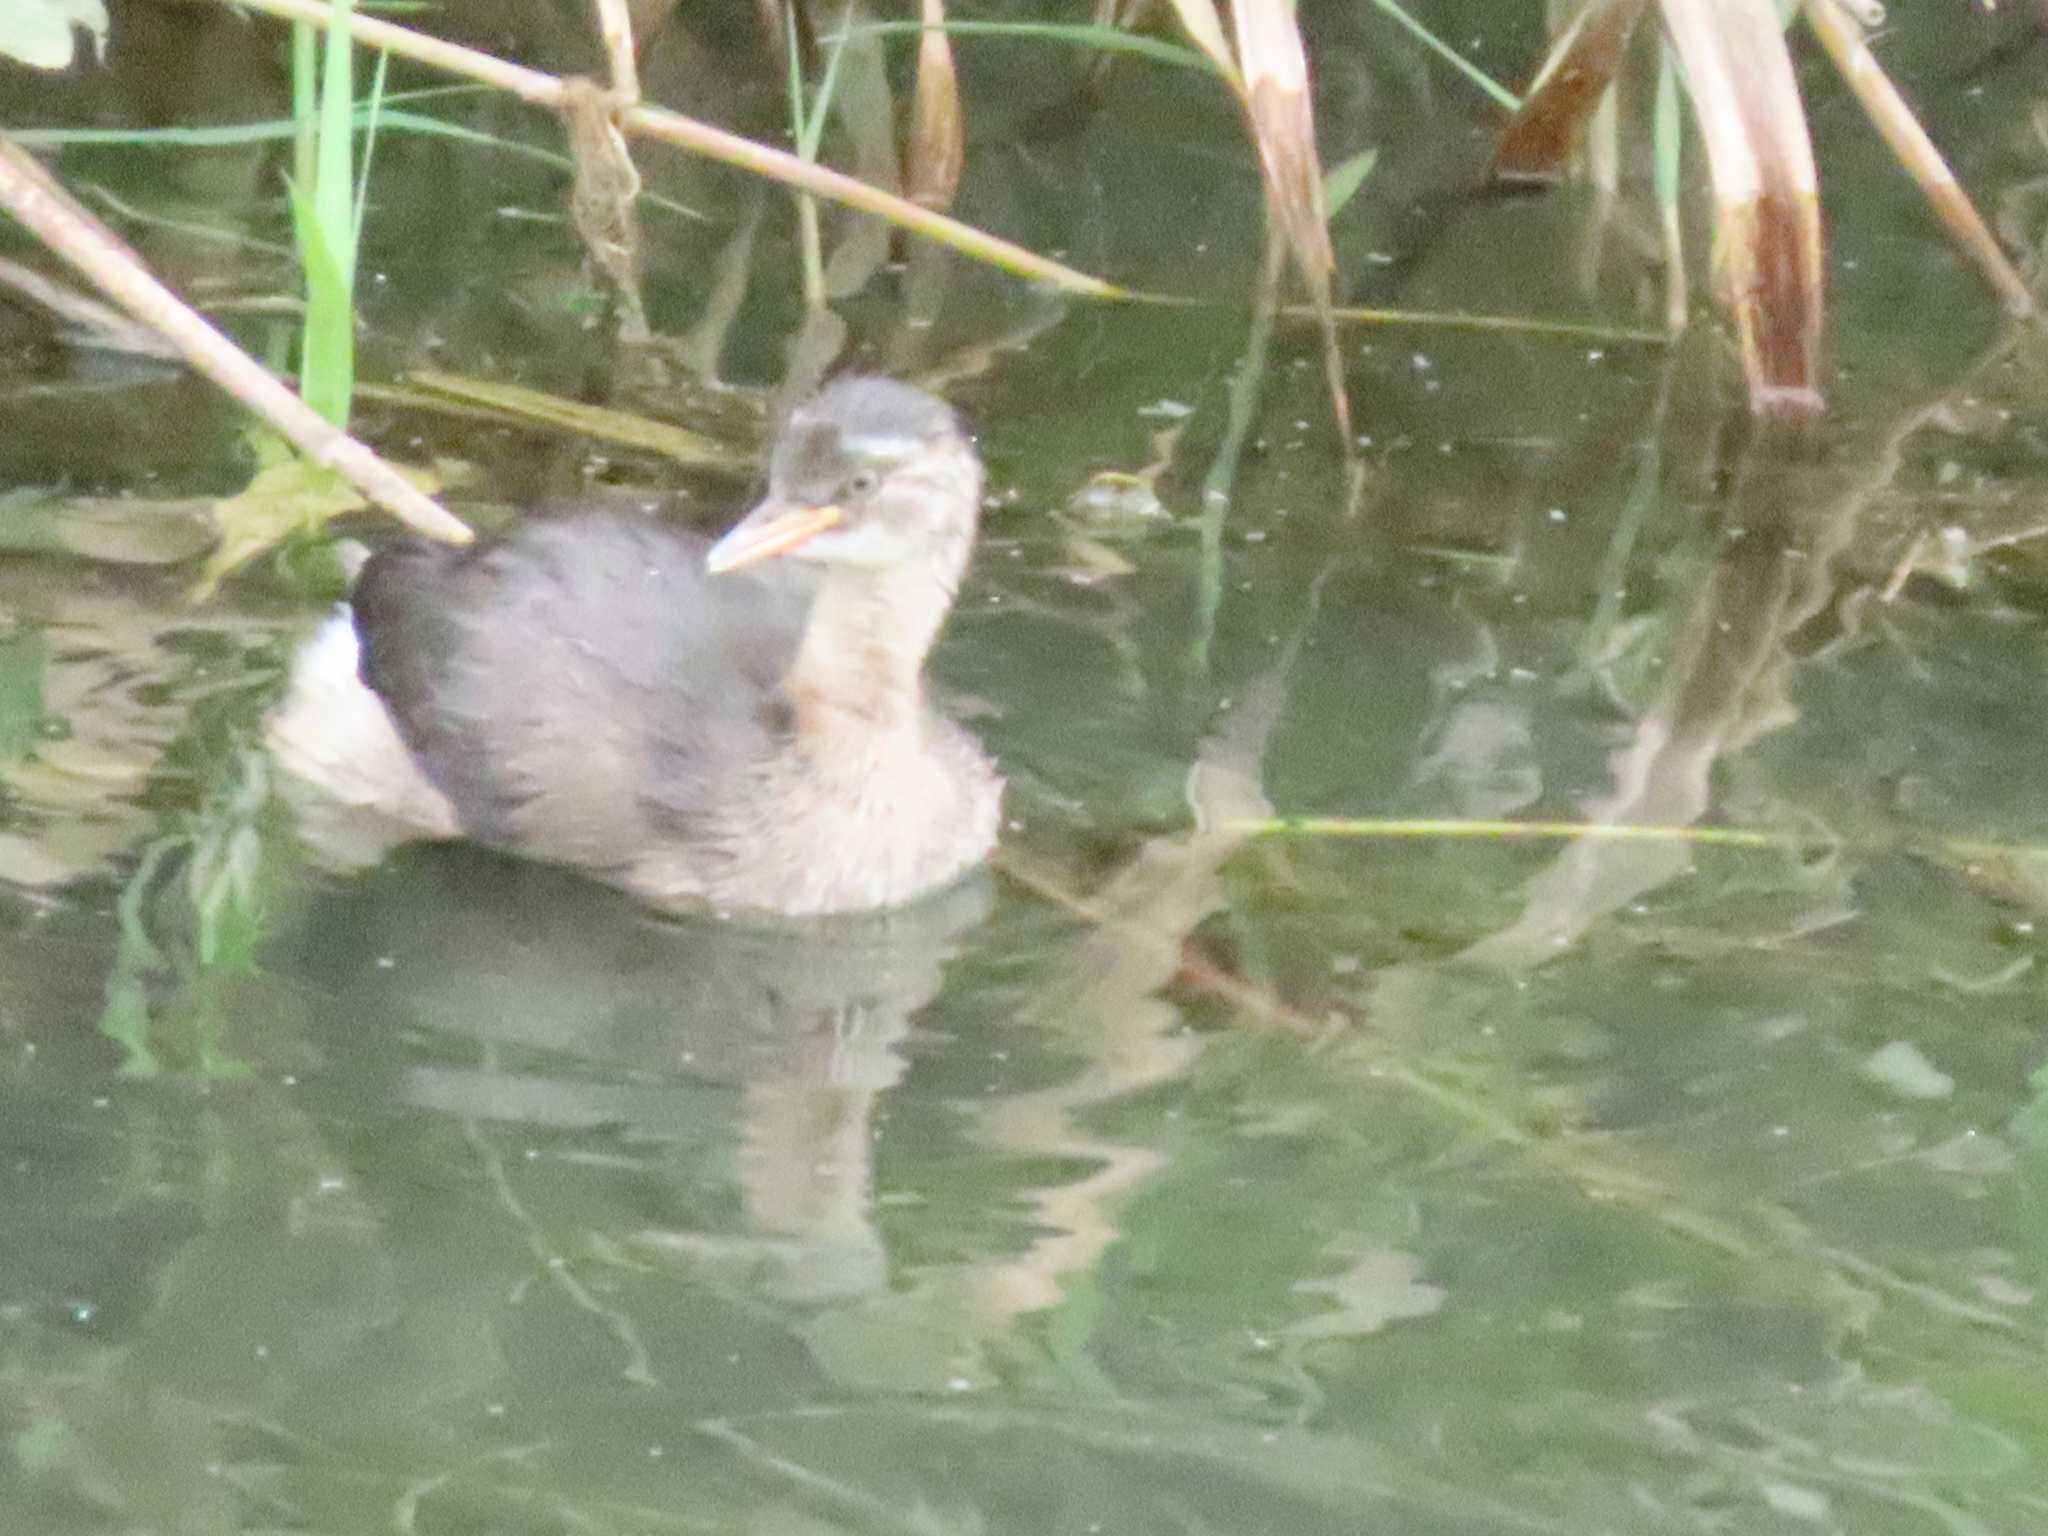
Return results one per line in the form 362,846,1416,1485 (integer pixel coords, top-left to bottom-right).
846,469,881,498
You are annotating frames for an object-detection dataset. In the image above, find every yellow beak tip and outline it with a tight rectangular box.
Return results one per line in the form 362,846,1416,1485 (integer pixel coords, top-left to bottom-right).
705,503,843,574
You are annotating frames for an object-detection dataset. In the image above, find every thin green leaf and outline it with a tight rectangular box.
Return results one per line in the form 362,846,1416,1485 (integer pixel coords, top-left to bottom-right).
13,109,710,223
351,47,392,254
287,177,354,426
315,0,357,292
1323,147,1378,219
12,86,482,147
1366,0,1519,111
292,20,317,193
804,2,860,162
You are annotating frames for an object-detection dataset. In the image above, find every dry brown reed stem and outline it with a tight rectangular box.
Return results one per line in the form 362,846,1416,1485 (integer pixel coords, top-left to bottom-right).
1659,0,1824,425
0,136,473,545
1229,0,1350,439
223,0,1126,300
908,0,964,213
1166,0,1350,439
1802,0,2035,316
561,77,651,342
1493,0,1652,183
570,0,650,341
1165,0,1236,88
589,0,641,106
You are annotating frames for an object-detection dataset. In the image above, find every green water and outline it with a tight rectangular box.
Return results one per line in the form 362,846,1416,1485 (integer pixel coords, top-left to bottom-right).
3,5,2048,1532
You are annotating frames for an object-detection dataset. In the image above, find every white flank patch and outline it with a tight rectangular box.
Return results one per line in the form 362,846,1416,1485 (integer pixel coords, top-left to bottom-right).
265,610,461,848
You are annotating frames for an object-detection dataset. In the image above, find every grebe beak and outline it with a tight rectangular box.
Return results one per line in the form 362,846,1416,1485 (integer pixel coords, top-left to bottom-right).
705,500,844,573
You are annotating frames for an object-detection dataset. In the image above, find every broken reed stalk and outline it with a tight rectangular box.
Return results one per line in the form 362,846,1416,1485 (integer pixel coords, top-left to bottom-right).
1801,0,2034,317
0,135,472,546
225,0,1126,299
1165,0,1353,440
560,72,652,341
578,0,650,346
907,0,964,212
589,0,642,106
1229,0,1352,441
1658,0,1824,426
1493,0,1652,184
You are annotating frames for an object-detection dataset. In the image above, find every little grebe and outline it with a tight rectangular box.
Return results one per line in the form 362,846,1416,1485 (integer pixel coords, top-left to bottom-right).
266,377,1001,915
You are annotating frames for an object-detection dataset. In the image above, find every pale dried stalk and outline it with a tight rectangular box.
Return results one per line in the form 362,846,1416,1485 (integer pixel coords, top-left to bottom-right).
1231,0,1332,294
1802,0,2033,316
1658,0,1824,424
589,0,640,106
225,0,1123,299
561,69,650,341
1162,0,1239,86
1170,0,1350,439
1231,0,1349,438
907,0,963,212
0,137,471,545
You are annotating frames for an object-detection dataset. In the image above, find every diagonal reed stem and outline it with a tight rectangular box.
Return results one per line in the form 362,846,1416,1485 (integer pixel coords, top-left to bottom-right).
225,0,1130,299
0,135,471,545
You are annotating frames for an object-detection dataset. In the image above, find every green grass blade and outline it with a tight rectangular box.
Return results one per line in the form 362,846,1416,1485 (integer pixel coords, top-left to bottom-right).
288,175,354,426
1323,147,1378,220
1655,41,1682,221
803,3,859,162
352,46,391,253
13,108,710,225
291,0,360,425
12,86,488,147
1366,0,1520,111
314,0,356,292
292,20,316,191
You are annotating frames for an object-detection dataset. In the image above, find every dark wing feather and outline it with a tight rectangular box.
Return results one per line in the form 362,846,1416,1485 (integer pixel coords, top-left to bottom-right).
353,512,810,874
